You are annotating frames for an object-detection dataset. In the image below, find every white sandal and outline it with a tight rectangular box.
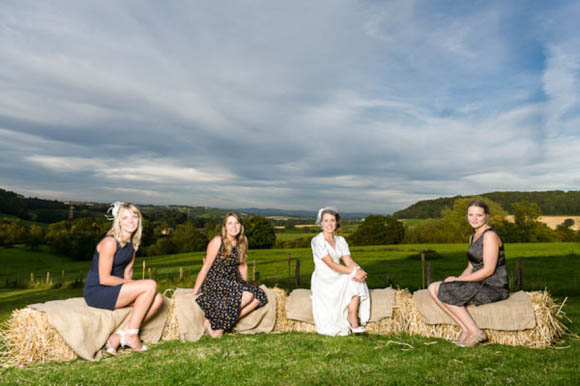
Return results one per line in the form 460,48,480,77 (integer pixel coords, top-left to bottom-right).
105,330,122,356
118,329,148,352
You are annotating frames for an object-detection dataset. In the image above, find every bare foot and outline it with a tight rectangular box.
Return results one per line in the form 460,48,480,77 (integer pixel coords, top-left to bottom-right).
204,319,223,338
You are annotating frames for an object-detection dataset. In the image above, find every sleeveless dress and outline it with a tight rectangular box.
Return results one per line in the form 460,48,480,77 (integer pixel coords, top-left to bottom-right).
310,233,370,336
438,228,509,306
83,235,134,310
195,241,268,331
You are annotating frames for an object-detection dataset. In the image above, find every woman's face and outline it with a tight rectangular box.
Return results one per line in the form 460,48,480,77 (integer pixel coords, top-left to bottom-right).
225,216,242,238
119,208,139,234
321,213,337,233
467,205,488,230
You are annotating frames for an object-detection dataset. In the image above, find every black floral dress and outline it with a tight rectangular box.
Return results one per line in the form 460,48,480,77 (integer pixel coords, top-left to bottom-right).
195,242,268,331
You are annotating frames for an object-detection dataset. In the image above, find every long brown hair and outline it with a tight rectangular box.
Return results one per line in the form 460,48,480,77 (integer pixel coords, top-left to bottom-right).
220,211,248,264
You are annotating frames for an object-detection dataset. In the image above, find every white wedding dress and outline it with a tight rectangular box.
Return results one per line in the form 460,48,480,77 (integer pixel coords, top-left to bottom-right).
310,233,370,336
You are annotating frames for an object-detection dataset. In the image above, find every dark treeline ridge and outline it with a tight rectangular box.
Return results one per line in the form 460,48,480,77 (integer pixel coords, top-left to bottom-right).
393,190,580,218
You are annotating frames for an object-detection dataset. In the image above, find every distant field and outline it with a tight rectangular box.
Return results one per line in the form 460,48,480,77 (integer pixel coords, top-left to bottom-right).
505,215,580,231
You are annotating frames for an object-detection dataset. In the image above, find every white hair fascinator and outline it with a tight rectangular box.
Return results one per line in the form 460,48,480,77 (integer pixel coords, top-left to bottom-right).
105,201,125,221
315,206,338,225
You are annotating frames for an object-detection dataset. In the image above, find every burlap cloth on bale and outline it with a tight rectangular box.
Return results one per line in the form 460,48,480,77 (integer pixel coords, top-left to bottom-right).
172,284,277,341
285,288,395,323
413,290,536,330
28,296,170,361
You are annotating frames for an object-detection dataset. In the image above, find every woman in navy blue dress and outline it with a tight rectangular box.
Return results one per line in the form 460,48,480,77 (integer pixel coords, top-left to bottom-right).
84,202,163,355
190,212,268,338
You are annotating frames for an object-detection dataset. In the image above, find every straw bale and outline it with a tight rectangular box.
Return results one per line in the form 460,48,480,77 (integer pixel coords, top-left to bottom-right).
366,289,412,335
271,287,289,332
0,308,77,367
407,290,567,348
161,296,179,341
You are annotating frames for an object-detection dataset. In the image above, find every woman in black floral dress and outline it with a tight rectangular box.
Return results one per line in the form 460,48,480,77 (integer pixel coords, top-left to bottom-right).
192,212,268,337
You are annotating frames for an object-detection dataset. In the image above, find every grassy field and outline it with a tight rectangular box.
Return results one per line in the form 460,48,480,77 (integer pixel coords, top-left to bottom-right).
1,243,579,384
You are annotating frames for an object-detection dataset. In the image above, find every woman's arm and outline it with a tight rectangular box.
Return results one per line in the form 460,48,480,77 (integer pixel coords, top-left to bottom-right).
445,232,500,282
192,237,221,295
123,252,135,280
239,262,248,281
342,255,367,282
97,238,128,286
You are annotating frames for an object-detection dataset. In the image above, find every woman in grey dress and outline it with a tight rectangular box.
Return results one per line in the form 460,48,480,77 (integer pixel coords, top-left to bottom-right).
428,199,509,347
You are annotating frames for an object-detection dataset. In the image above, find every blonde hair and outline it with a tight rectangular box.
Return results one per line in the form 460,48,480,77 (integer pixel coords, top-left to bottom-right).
220,211,248,264
109,203,142,250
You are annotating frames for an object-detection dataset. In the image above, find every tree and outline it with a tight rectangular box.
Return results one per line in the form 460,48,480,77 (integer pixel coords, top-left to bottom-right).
245,216,276,249
512,200,555,242
24,224,46,249
350,215,405,246
172,221,208,253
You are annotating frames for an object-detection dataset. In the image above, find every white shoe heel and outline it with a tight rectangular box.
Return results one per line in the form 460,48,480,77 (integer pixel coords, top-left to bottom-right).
119,329,148,352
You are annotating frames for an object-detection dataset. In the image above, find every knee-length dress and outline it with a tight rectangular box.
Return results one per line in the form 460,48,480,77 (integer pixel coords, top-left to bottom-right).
83,235,133,310
310,233,370,336
438,227,509,307
196,243,268,331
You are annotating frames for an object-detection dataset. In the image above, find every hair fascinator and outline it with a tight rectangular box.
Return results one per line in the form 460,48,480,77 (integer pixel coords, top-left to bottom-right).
315,206,338,225
105,201,125,221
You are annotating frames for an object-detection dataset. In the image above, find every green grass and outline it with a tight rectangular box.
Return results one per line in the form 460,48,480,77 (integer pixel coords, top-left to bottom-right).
1,243,579,384
399,218,427,228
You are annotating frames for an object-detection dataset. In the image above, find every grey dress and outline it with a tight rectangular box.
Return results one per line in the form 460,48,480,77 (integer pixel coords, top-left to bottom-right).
438,228,509,307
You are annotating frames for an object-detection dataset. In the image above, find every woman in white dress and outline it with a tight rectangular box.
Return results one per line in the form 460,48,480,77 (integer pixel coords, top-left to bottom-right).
310,207,370,336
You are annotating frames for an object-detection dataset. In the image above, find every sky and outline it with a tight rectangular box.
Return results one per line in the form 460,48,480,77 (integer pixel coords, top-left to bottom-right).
1,0,579,214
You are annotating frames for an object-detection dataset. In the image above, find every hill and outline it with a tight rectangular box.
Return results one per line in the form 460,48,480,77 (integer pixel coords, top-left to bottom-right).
393,190,580,218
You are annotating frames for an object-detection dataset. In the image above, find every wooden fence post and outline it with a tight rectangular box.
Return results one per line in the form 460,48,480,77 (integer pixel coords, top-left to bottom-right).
179,266,184,282
295,258,301,287
421,250,426,289
79,270,84,285
427,262,433,286
287,252,292,287
142,260,146,280
148,267,152,280
45,272,50,285
61,270,65,286
515,259,524,290
30,272,34,283
252,260,257,282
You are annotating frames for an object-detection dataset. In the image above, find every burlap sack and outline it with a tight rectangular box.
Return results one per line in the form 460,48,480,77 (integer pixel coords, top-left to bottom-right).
175,285,278,340
285,288,394,323
173,288,206,342
369,288,395,322
29,296,170,361
285,289,314,323
413,290,536,330
234,285,277,334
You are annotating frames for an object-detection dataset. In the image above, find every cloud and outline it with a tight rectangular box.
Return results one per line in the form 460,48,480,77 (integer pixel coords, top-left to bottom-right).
1,1,579,213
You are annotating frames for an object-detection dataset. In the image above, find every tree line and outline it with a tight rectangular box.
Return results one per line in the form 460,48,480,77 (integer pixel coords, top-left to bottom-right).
393,190,580,218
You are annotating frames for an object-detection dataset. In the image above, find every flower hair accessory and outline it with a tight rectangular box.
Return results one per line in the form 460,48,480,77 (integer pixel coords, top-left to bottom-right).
315,206,338,225
105,201,125,221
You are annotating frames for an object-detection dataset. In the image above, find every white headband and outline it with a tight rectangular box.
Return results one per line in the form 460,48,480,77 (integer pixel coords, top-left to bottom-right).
315,206,338,225
105,201,125,221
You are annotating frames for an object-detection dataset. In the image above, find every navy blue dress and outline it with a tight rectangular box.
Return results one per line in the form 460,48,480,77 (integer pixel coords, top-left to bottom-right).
196,242,268,331
83,235,134,310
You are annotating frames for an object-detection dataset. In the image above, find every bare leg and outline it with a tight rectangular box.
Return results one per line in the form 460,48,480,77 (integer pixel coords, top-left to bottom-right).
428,282,484,340
108,280,158,351
347,296,361,328
239,291,260,318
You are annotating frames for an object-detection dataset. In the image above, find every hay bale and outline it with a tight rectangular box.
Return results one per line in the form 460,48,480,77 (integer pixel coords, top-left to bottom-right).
271,287,289,332
161,296,179,341
366,289,413,335
407,290,567,348
0,308,77,367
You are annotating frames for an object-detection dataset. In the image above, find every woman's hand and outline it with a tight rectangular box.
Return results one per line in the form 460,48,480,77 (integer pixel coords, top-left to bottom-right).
444,276,458,282
352,268,367,282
